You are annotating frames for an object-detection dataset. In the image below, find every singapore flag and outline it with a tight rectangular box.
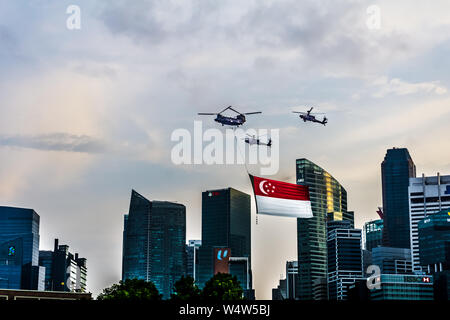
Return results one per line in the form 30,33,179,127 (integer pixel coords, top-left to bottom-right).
249,174,313,218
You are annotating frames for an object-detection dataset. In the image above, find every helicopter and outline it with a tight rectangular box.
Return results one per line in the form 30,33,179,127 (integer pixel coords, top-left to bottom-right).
198,106,262,127
292,107,328,126
244,134,272,147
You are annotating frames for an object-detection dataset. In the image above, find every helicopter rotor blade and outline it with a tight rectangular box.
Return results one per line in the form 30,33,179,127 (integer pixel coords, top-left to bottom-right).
243,111,262,115
198,113,218,115
227,106,243,115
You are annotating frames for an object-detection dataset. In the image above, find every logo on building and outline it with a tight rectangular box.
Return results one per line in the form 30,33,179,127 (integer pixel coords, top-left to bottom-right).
214,247,231,275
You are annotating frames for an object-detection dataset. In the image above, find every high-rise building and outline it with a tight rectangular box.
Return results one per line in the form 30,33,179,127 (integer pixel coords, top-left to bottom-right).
197,188,252,297
0,206,45,290
418,209,450,300
296,158,350,300
381,148,416,248
39,239,87,292
122,190,186,299
186,240,201,281
326,219,364,300
371,246,413,275
364,219,383,251
409,174,450,272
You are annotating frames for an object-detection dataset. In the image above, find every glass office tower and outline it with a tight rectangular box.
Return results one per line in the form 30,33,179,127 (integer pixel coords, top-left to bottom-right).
296,159,350,300
381,148,416,248
197,188,252,296
0,206,44,290
122,190,186,299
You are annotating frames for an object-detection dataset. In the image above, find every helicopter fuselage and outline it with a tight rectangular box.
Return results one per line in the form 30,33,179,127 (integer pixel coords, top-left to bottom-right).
299,114,327,125
214,114,246,126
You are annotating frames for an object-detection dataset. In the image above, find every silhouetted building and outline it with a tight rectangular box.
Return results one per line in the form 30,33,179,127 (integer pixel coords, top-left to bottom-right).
197,188,252,298
39,239,87,292
326,220,363,300
0,206,44,290
381,148,416,248
364,219,383,251
296,159,351,300
272,279,287,300
409,174,450,272
0,288,91,300
122,190,186,299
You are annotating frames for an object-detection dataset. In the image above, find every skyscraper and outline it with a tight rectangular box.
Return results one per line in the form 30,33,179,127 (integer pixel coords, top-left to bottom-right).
408,174,450,272
296,158,350,300
0,206,45,290
39,239,87,292
381,148,416,248
122,190,186,299
326,219,364,300
197,188,252,297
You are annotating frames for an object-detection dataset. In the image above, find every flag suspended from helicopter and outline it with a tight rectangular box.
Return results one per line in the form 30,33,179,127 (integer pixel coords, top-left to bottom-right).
249,174,313,218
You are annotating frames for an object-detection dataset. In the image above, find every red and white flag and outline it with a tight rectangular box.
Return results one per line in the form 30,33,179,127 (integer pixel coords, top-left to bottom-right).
249,174,313,218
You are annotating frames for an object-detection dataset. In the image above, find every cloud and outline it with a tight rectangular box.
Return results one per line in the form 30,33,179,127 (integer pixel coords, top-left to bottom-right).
0,133,107,153
372,76,447,97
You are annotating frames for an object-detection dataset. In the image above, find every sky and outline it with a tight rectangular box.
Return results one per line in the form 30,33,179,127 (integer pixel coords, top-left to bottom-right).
1,0,450,299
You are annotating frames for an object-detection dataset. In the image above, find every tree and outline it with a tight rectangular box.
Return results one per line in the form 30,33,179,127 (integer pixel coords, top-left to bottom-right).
171,276,201,300
201,273,244,300
97,279,162,301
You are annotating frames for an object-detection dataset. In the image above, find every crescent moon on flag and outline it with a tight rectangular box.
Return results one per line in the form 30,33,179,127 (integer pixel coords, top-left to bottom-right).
259,180,268,195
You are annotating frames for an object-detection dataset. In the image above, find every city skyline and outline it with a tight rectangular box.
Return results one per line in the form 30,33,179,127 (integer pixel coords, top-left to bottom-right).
1,1,450,299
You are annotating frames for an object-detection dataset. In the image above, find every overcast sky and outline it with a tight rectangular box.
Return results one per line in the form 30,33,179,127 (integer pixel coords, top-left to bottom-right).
1,0,450,299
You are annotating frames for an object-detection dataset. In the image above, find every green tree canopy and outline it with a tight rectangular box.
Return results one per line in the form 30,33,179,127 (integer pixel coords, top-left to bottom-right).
171,275,201,300
97,279,162,301
201,273,244,301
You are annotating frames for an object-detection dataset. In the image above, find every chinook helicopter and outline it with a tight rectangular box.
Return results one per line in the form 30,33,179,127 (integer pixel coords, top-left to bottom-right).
198,106,262,127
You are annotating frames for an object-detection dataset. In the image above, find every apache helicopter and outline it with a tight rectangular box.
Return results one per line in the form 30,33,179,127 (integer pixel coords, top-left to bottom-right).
244,134,272,147
198,106,262,127
292,107,328,126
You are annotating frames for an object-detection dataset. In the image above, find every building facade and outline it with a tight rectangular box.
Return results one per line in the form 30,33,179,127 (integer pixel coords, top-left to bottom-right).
364,219,383,251
371,246,413,275
369,274,433,300
381,148,416,248
197,188,252,297
409,174,450,272
296,158,350,300
186,240,201,281
0,206,44,290
122,190,186,299
38,239,87,292
418,210,450,273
